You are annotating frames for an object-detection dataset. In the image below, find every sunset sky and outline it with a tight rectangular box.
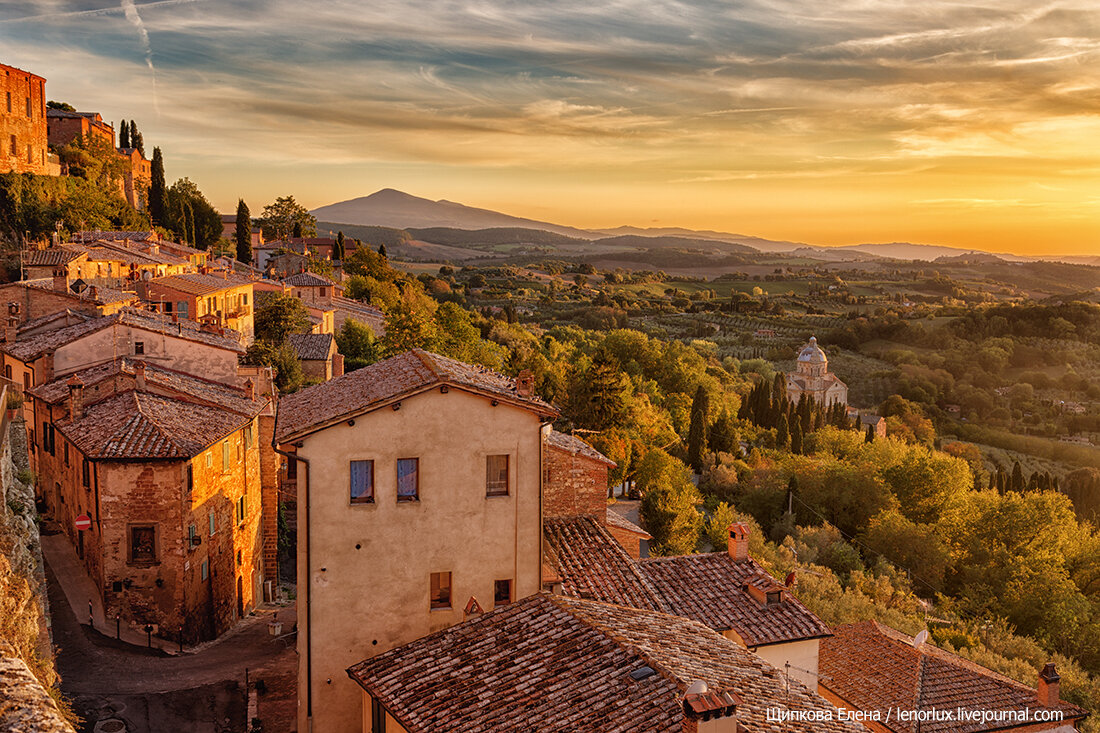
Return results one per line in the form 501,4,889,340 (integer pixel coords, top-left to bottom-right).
2,0,1099,255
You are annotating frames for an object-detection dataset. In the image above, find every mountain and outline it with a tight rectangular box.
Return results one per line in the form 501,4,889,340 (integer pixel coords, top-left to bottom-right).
311,189,597,239
596,225,806,253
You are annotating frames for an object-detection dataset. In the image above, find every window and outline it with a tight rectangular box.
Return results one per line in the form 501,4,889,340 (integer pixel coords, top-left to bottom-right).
185,464,193,495
3,365,10,379
205,451,213,468
25,97,31,117
188,523,197,545
430,572,451,609
82,459,90,487
286,455,297,480
236,495,246,524
209,510,216,536
164,301,173,314
244,425,253,449
397,458,419,501
5,92,10,113
129,525,156,563
63,441,69,466
25,144,31,164
319,287,327,298
8,134,14,156
486,455,509,496
22,371,30,389
495,579,512,607
200,559,209,581
350,460,374,504
178,302,188,318
222,441,230,472
134,341,144,355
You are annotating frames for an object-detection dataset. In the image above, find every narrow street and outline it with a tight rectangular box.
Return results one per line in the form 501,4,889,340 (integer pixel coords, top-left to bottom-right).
47,557,297,732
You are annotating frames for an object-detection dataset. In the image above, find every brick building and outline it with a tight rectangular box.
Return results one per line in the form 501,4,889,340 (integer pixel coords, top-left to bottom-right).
29,359,272,642
286,332,342,381
136,272,255,343
116,147,151,209
45,109,114,148
0,63,49,175
542,429,615,519
280,271,386,336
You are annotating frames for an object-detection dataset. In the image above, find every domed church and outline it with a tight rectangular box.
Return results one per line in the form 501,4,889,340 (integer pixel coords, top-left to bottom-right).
786,336,848,406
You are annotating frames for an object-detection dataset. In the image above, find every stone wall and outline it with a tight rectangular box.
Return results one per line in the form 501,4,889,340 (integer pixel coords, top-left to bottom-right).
0,64,50,176
542,444,609,520
0,641,73,732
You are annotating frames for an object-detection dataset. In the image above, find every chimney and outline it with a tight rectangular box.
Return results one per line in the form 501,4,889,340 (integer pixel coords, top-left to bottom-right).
516,369,534,398
5,316,17,344
134,360,146,390
727,523,750,562
52,267,70,293
42,352,54,383
244,378,255,401
1038,663,1061,707
68,375,84,420
681,681,740,733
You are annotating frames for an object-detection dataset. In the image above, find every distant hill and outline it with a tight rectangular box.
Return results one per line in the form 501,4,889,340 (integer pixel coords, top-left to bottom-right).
406,227,586,248
311,189,597,239
590,234,757,255
596,225,805,253
315,222,412,249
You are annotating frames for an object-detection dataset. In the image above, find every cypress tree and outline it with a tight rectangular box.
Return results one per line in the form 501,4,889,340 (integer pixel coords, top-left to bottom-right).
378,243,388,258
334,231,345,260
865,425,875,443
292,220,303,239
235,199,252,264
1011,461,1025,492
148,147,167,226
776,414,789,449
686,385,710,473
129,120,139,151
119,119,129,148
790,419,803,454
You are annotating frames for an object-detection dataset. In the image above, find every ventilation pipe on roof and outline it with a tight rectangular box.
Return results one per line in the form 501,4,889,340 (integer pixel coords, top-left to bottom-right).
67,375,84,420
516,369,535,398
682,680,740,733
1038,663,1061,707
134,361,146,390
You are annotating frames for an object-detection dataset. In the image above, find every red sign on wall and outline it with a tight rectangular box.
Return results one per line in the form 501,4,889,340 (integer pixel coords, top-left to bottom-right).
74,515,91,531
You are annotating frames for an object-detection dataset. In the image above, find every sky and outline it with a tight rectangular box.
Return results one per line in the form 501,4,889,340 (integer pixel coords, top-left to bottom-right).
2,0,1099,255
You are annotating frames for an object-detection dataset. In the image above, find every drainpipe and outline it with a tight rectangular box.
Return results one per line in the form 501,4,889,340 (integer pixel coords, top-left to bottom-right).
538,417,554,590
273,443,310,726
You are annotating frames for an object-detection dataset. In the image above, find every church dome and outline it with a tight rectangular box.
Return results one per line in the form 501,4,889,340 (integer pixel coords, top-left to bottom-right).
797,336,827,363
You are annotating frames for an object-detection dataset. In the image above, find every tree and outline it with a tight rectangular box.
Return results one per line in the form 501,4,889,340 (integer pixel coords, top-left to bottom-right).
863,509,951,593
259,195,316,240
708,411,738,455
335,319,380,371
686,385,710,473
704,502,739,552
164,178,221,249
128,120,140,153
571,351,631,431
47,100,76,112
637,449,703,556
119,118,130,148
776,413,789,448
790,419,804,454
254,293,311,344
378,243,387,258
235,199,252,264
245,341,304,393
148,147,167,226
333,231,345,261
292,220,303,239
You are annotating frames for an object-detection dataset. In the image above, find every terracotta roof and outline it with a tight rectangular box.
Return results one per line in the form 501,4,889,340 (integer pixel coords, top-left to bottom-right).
606,507,651,538
821,621,1087,732
639,553,831,647
287,333,335,361
23,249,85,267
275,349,556,443
3,307,244,362
56,390,249,459
15,309,94,336
146,272,250,295
348,593,865,733
283,271,334,287
30,358,266,416
71,231,158,242
21,278,137,305
545,429,616,466
543,516,667,611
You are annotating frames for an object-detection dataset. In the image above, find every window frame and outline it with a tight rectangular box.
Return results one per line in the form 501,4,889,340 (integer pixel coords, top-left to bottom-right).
350,459,375,504
485,454,509,497
429,571,451,610
494,579,512,607
236,495,246,525
128,524,157,565
396,457,419,502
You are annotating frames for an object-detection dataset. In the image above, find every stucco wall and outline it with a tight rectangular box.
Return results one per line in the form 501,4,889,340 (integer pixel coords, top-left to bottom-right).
752,638,820,690
295,387,545,733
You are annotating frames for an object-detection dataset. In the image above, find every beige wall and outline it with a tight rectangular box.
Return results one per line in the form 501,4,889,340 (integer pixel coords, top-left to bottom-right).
363,692,409,733
295,387,546,733
751,638,820,690
52,324,241,384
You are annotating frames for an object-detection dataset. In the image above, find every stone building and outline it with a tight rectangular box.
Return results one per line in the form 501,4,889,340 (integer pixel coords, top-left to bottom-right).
281,270,386,335
136,272,255,343
286,332,342,381
29,360,271,642
785,336,848,407
0,63,50,175
116,146,151,209
45,108,114,148
542,429,615,519
274,350,557,732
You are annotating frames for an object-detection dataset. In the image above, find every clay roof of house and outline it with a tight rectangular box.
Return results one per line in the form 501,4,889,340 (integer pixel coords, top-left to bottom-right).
71,231,158,243
860,414,885,426
286,333,335,361
545,429,616,466
331,297,386,332
820,621,1087,732
275,349,556,442
282,271,334,288
15,309,95,336
638,553,831,647
347,593,865,733
30,358,266,415
147,272,251,295
155,240,206,257
23,249,85,267
3,307,244,362
543,516,668,611
56,390,249,460
606,507,651,538
20,278,137,305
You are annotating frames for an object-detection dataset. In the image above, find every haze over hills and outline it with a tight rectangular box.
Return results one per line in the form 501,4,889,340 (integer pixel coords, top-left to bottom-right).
312,189,1089,264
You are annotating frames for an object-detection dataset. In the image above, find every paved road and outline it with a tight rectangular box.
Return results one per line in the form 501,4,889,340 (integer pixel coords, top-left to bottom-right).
47,559,296,732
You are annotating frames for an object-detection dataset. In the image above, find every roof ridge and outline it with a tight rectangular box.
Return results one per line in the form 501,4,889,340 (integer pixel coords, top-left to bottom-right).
583,516,670,613
411,348,442,379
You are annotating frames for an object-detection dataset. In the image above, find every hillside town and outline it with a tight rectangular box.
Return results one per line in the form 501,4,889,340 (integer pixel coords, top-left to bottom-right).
2,59,1098,733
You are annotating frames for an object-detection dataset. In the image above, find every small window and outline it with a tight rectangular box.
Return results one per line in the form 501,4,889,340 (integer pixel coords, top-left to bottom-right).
201,559,209,581
397,458,419,502
494,579,512,607
486,455,509,496
206,451,213,468
178,302,188,318
82,459,90,487
766,590,783,605
8,134,15,156
129,525,156,563
350,460,374,504
185,464,193,495
236,495,246,524
134,341,144,355
286,455,297,480
23,371,31,389
188,524,197,545
244,425,253,449
3,365,10,379
64,441,69,466
319,287,327,298
222,441,230,472
430,572,451,609
164,301,173,314
25,97,32,117
5,92,10,113
208,511,216,536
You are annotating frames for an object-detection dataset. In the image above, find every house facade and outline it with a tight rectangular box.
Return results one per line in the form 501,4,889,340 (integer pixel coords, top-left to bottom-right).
0,63,49,175
136,273,255,343
274,350,556,732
